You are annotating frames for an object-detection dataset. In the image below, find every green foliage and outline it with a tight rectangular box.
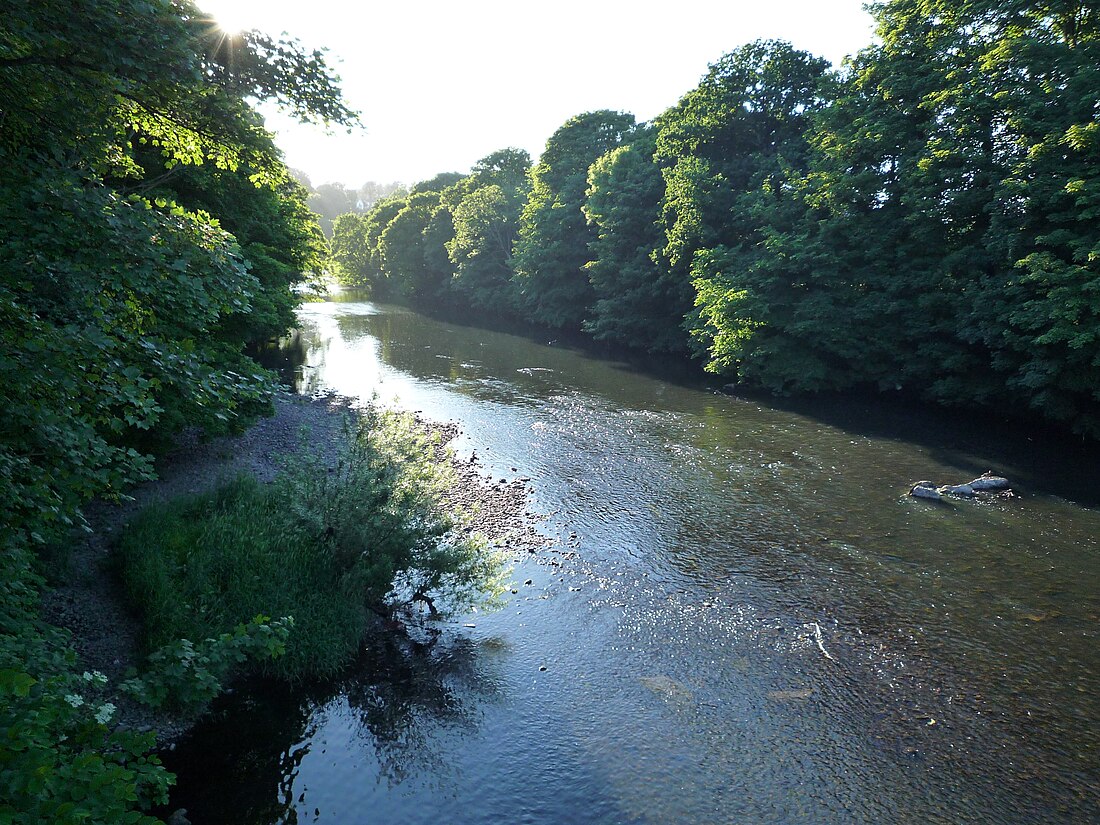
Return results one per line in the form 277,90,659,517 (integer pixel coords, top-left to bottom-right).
583,128,691,353
330,149,534,316
291,14,1100,436
1,1,357,821
121,616,292,713
115,474,362,681
445,148,532,314
0,548,172,825
471,148,533,187
411,172,467,195
513,110,637,330
0,0,355,546
653,40,832,371
331,196,411,295
756,0,1100,431
330,212,374,285
447,185,522,312
204,30,357,128
140,157,329,345
0,161,274,549
380,191,453,304
1,0,356,181
115,408,509,683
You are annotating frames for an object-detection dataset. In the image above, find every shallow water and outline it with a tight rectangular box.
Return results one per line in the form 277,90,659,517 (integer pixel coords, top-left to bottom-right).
166,298,1100,824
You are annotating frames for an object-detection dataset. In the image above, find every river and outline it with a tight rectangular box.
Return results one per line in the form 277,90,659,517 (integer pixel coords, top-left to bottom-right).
165,296,1100,824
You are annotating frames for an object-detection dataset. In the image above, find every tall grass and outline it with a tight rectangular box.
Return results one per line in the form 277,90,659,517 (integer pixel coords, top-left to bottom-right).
115,407,508,683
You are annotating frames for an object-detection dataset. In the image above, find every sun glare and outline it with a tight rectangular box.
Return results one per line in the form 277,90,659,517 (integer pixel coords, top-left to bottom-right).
200,0,253,35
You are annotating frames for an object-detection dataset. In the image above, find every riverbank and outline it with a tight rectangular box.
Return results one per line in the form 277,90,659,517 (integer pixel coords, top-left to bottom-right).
41,391,545,743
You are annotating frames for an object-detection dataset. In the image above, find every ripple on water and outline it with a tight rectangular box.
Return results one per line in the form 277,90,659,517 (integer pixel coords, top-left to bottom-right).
172,299,1100,825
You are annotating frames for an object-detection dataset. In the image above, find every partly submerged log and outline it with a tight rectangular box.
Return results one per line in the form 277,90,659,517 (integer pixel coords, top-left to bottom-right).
967,472,1011,491
909,481,944,501
909,472,1012,502
938,483,976,497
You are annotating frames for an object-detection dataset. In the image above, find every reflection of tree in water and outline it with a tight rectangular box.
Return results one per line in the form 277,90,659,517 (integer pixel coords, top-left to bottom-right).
161,624,501,824
290,320,331,396
159,682,318,824
248,329,309,389
333,311,439,381
333,309,383,345
340,628,501,786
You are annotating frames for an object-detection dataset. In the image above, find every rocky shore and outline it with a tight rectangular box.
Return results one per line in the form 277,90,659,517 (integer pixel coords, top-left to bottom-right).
41,391,544,741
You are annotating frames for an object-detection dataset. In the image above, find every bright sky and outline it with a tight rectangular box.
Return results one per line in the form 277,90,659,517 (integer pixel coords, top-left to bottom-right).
200,0,878,189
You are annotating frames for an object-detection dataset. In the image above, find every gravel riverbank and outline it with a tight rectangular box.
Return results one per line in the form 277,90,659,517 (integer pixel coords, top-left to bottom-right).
41,391,546,741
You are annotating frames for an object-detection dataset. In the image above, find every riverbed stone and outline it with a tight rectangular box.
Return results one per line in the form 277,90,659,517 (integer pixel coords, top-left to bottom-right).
640,675,693,705
767,688,815,701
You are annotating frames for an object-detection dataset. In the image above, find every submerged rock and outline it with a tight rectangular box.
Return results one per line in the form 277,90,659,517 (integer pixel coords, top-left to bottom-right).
767,688,815,701
640,675,693,705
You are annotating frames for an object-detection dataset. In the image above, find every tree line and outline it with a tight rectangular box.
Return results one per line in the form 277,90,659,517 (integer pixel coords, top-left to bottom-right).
332,0,1100,438
292,173,407,236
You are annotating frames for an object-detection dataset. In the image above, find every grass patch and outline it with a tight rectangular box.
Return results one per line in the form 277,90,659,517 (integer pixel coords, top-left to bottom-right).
115,407,508,684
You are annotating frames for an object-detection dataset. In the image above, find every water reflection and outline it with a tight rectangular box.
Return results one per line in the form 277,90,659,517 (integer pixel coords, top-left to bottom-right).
248,331,308,389
162,626,504,823
340,631,501,785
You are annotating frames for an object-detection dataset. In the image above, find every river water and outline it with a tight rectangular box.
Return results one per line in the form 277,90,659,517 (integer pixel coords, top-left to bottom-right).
166,297,1100,824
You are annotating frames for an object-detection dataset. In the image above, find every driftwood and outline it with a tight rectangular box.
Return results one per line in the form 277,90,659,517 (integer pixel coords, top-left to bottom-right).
909,472,1012,501
810,622,836,661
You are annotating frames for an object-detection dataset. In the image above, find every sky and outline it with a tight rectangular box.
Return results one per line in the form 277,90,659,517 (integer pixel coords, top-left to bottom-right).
199,0,878,189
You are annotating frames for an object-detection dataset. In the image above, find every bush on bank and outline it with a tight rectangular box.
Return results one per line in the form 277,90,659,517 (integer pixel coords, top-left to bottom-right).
0,548,172,825
116,407,510,685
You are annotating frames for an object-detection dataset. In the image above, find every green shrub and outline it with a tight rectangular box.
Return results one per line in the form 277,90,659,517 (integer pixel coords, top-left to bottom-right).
116,407,508,683
120,616,292,713
0,548,172,825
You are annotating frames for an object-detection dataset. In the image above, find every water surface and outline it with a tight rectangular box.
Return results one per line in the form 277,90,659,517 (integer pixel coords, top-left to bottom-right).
167,298,1100,824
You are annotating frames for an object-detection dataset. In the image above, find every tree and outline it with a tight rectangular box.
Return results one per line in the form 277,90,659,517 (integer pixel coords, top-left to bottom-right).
446,148,531,314
331,212,373,285
582,128,692,353
448,185,522,312
512,110,637,330
379,191,450,303
792,0,1100,431
471,147,532,188
332,196,408,294
0,4,357,815
357,180,406,210
134,148,328,347
308,182,357,234
653,41,836,381
411,172,466,194
948,0,1100,432
1,0,356,543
